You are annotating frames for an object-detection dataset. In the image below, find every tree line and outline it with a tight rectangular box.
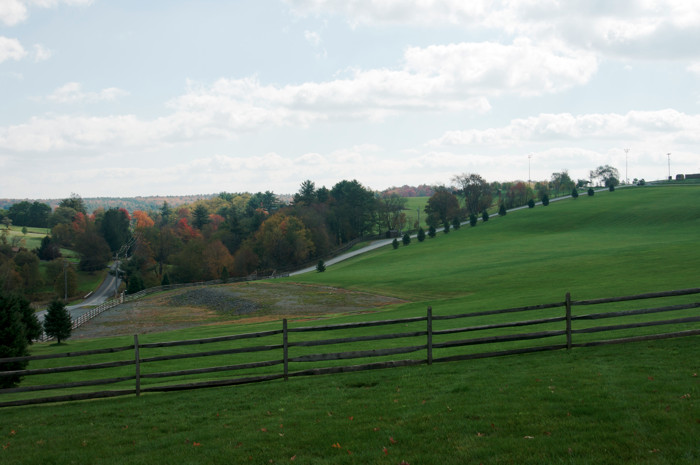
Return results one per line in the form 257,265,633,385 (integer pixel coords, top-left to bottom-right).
0,165,620,301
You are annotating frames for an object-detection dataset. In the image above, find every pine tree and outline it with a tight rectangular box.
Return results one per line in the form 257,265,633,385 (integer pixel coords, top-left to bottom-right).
417,227,426,242
44,299,72,344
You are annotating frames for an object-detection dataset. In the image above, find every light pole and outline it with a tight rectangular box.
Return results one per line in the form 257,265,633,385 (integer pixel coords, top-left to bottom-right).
624,148,630,184
667,153,671,180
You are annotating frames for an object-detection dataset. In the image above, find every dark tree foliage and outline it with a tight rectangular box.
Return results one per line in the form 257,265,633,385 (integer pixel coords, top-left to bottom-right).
192,204,211,230
37,235,62,260
44,299,72,344
59,193,87,215
482,210,489,222
75,231,112,271
329,180,376,243
469,214,477,227
428,225,436,238
609,184,615,192
0,293,38,387
392,238,399,249
588,188,595,196
499,203,507,216
527,199,535,208
220,266,229,283
452,217,462,230
316,260,326,273
161,273,171,286
417,227,426,242
542,194,550,206
402,233,411,246
7,201,51,228
572,188,579,198
443,221,450,234
126,273,145,294
100,208,132,254
424,188,459,228
452,173,492,215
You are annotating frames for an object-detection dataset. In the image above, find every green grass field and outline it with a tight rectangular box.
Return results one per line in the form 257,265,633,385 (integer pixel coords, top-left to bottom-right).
2,185,699,464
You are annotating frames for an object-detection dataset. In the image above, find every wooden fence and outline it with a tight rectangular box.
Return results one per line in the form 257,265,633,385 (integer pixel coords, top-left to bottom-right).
3,287,699,408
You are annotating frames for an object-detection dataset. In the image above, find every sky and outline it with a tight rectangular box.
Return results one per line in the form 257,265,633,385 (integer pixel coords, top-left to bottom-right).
1,0,699,199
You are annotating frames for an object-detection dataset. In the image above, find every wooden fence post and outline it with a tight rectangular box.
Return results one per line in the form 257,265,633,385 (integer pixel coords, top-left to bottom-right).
565,293,572,350
134,334,141,396
427,306,433,365
283,319,289,381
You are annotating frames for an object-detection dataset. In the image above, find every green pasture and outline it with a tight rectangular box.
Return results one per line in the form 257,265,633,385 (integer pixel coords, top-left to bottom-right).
2,185,699,463
2,225,49,250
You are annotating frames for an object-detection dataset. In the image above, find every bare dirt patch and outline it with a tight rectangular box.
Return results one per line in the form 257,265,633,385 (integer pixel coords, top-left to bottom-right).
71,281,407,339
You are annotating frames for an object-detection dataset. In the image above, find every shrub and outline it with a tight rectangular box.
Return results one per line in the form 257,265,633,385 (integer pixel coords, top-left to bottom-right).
588,187,595,196
443,221,450,234
417,227,426,242
609,184,615,192
392,238,399,249
469,214,477,227
527,199,535,208
428,225,436,238
541,194,550,206
572,188,579,198
499,204,507,216
402,233,411,246
452,217,461,230
482,211,489,222
316,260,326,272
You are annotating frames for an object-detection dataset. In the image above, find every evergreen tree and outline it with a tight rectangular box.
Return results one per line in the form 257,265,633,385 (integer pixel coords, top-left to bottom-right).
499,203,507,216
452,217,461,230
0,293,33,388
542,194,550,206
469,214,477,227
316,260,326,272
392,238,399,249
161,273,171,286
428,225,436,238
417,227,426,242
527,199,535,208
220,266,230,283
402,233,411,246
572,188,579,198
482,211,489,222
44,299,72,344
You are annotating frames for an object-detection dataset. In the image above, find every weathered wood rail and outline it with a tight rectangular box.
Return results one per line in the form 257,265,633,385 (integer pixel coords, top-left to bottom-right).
3,287,699,407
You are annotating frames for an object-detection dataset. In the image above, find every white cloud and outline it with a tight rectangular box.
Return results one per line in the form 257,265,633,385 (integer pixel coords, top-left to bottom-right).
0,0,93,26
45,82,129,103
32,43,51,61
286,0,700,60
304,30,322,47
429,110,700,147
0,36,27,62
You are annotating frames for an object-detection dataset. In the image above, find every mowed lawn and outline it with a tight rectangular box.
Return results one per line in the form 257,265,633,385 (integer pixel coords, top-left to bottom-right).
1,185,699,464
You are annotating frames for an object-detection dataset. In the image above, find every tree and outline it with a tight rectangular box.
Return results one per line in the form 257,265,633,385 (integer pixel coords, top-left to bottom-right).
37,235,62,260
75,231,111,271
424,188,459,228
551,170,575,196
572,188,579,199
588,188,595,196
527,199,535,208
590,165,620,188
50,260,78,299
392,238,399,249
428,225,436,238
379,193,408,233
44,299,72,344
402,233,411,246
253,214,315,268
452,216,462,230
328,180,376,243
192,204,211,230
505,182,529,209
0,293,40,387
452,173,492,215
417,227,426,242
316,260,326,272
542,194,550,206
443,221,450,234
499,203,507,216
482,210,490,222
293,180,317,206
59,193,86,215
126,273,145,294
100,208,132,254
469,214,477,227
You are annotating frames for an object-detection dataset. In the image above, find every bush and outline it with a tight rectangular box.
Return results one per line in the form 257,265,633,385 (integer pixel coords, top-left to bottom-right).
452,217,461,230
527,199,535,208
588,188,595,196
428,225,436,238
609,184,615,192
392,238,399,249
469,214,477,227
482,211,489,222
541,194,550,206
443,221,450,234
572,188,579,198
417,227,426,242
316,260,326,273
498,204,507,216
402,233,411,246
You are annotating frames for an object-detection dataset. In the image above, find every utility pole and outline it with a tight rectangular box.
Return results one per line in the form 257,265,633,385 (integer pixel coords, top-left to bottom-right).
624,148,630,184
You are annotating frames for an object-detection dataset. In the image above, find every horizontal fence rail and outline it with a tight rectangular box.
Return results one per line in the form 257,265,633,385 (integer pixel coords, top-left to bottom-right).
2,287,698,407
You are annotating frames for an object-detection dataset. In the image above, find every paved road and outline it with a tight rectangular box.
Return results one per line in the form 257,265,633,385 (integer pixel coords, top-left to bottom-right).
36,264,121,322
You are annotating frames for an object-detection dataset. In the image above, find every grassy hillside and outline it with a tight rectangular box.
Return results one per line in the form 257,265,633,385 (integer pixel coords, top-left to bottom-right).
2,185,699,464
296,186,700,314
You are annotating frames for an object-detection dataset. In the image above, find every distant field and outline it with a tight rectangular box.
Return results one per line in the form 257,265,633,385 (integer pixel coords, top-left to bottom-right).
3,225,49,250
